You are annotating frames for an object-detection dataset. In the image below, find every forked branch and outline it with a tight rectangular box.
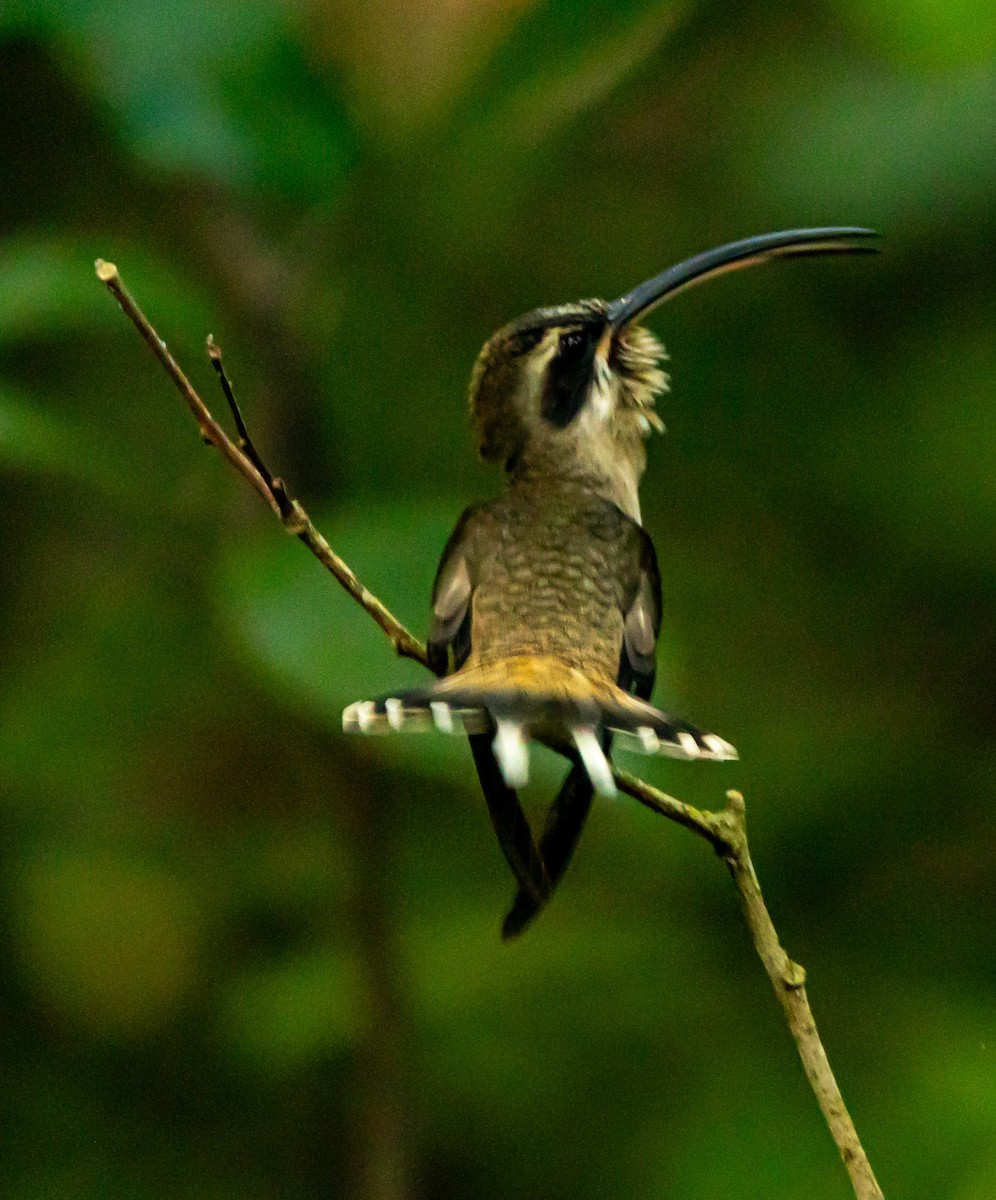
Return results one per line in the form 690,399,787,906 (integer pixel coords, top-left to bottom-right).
96,259,884,1200
95,259,425,665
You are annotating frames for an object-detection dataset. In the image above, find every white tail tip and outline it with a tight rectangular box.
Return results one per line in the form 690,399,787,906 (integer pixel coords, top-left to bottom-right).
343,699,377,733
572,727,617,797
702,733,738,761
676,731,701,759
637,725,660,753
492,721,530,789
430,701,455,733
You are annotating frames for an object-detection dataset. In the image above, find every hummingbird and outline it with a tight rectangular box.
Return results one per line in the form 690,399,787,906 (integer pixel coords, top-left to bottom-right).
344,227,878,937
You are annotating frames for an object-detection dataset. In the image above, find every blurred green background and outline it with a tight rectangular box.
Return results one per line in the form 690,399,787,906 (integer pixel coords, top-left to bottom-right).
1,1,994,1197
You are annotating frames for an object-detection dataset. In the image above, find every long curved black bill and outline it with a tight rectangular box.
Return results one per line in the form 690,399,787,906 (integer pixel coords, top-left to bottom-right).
606,227,879,329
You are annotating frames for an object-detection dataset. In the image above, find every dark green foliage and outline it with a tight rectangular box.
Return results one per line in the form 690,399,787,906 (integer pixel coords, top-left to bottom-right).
1,3,995,1197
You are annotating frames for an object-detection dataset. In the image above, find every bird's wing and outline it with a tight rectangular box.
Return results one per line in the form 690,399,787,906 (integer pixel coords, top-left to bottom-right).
619,525,662,701
426,505,478,678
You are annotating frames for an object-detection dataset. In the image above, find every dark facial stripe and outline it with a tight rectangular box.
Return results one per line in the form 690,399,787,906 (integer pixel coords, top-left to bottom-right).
541,328,599,429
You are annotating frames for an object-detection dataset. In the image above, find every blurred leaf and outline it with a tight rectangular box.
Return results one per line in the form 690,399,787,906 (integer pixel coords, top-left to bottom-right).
0,0,300,187
0,235,216,353
307,0,539,141
0,237,117,341
825,317,996,572
836,0,996,70
407,908,735,1196
219,35,356,206
870,988,996,1196
227,823,355,917
453,0,683,152
0,380,137,495
759,61,996,224
220,947,365,1073
426,0,685,235
0,382,82,471
0,541,204,809
12,846,207,1036
217,498,476,778
59,0,285,186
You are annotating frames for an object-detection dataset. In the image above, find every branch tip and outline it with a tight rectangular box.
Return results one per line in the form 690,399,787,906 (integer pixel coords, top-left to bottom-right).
95,258,118,283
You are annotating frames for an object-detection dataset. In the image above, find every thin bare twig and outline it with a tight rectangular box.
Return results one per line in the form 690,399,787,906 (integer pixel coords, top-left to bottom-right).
717,791,884,1200
617,773,884,1199
95,260,426,666
96,258,884,1200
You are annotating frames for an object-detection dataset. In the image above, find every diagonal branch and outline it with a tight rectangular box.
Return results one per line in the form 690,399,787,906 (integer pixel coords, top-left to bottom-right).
617,773,884,1199
95,260,426,666
96,258,884,1200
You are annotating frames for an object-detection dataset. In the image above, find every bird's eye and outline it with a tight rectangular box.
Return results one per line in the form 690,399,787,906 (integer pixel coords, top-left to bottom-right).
558,329,586,358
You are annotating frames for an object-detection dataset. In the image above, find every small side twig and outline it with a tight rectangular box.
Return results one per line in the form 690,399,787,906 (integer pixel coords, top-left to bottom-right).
206,334,293,519
96,258,884,1200
95,260,426,666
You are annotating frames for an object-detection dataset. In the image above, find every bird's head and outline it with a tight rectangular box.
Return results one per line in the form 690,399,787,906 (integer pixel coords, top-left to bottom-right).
469,227,877,520
469,298,664,518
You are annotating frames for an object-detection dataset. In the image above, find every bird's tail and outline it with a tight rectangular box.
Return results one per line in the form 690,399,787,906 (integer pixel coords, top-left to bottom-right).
342,655,736,796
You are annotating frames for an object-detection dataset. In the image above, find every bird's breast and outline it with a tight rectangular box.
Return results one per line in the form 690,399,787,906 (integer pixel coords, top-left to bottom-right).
468,486,631,683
